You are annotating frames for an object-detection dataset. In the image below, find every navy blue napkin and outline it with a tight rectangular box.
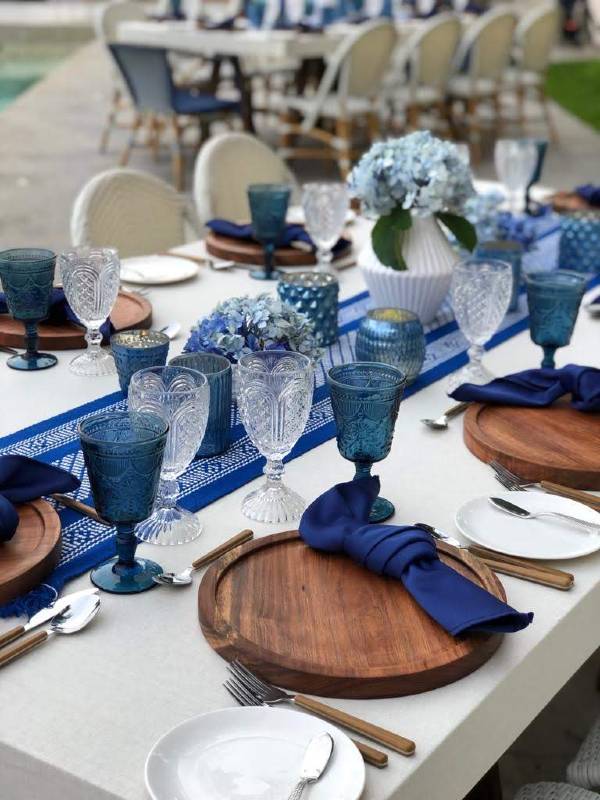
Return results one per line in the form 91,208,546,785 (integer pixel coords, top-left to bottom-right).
450,364,600,413
206,219,349,254
299,477,533,636
0,288,113,344
576,184,600,207
0,455,80,543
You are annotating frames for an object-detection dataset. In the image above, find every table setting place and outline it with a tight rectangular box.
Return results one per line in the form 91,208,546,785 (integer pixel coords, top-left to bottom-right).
1,132,599,800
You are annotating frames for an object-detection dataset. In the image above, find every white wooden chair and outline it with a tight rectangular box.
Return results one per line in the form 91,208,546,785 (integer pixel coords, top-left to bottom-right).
193,132,298,224
278,20,397,178
71,168,200,258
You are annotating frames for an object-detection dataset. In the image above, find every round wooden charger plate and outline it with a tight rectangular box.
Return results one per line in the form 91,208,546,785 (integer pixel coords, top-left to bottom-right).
0,500,61,605
464,402,600,489
198,531,505,699
205,231,352,267
0,290,152,350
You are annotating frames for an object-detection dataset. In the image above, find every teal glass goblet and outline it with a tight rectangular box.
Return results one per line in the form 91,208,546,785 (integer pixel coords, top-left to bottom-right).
327,362,406,523
79,410,168,594
247,183,291,281
525,270,586,368
0,248,58,371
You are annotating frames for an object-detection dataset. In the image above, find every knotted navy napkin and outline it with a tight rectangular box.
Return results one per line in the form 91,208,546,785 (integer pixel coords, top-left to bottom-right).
299,477,533,636
206,219,350,254
576,184,600,207
450,364,600,413
0,455,80,542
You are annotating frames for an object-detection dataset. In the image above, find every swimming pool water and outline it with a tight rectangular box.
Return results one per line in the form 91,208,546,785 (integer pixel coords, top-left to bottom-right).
0,44,77,111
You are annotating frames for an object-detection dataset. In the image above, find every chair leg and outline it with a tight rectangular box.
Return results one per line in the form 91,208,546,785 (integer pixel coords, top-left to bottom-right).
99,87,121,154
406,104,420,132
366,111,380,143
335,117,353,179
280,109,300,149
119,113,142,166
492,91,504,138
516,83,527,133
170,115,184,192
538,85,559,144
148,114,161,162
466,98,482,165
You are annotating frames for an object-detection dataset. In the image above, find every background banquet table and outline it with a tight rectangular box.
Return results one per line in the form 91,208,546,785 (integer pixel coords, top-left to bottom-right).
0,225,599,800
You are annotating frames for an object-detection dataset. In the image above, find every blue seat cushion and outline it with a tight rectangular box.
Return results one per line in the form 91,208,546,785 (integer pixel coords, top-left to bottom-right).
172,89,240,116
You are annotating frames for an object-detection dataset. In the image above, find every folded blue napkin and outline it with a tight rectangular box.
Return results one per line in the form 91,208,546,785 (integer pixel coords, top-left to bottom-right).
450,364,600,413
0,455,80,543
206,219,349,254
0,288,113,344
299,477,533,636
576,184,600,207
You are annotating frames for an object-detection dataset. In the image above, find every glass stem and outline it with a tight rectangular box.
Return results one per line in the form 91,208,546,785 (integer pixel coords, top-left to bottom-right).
114,523,138,570
354,462,373,481
541,346,556,370
156,478,179,509
24,321,38,358
264,244,274,279
317,247,333,273
467,344,484,370
264,458,284,489
86,326,103,358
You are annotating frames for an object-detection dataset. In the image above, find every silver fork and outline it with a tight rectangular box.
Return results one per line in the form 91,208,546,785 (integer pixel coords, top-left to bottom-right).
226,660,415,756
490,461,600,512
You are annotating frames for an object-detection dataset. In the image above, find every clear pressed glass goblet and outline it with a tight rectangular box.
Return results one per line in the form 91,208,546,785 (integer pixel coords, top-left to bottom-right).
79,410,168,594
447,258,513,393
59,247,120,376
247,183,291,281
494,139,538,215
128,366,210,546
327,362,406,524
237,350,314,524
302,182,349,272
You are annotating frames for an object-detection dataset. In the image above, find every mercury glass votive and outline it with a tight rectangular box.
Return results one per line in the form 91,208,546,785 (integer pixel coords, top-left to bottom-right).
475,240,523,312
355,308,425,385
111,329,170,395
558,211,600,273
277,272,339,346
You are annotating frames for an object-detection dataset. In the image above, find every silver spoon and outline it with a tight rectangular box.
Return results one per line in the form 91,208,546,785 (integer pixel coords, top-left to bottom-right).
159,321,181,340
287,733,334,800
153,528,254,586
489,496,600,535
421,401,469,430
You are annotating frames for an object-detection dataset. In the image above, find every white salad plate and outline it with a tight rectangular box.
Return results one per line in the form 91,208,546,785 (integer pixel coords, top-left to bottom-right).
121,255,198,285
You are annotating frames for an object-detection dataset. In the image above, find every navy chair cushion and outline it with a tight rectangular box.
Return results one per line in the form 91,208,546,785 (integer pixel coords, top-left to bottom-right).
172,89,241,115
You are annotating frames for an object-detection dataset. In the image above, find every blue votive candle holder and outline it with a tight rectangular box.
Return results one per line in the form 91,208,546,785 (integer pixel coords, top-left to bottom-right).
355,308,425,385
475,240,523,312
277,272,339,346
558,211,600,273
169,352,232,456
111,329,170,395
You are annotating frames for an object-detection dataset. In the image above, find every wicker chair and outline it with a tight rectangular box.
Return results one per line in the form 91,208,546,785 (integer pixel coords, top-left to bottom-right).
567,713,600,792
515,783,600,800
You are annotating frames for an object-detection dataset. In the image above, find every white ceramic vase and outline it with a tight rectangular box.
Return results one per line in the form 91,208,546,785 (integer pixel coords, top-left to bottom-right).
359,214,459,325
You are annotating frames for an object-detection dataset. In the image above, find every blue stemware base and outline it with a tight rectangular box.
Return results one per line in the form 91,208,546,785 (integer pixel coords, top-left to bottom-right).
369,496,395,523
7,352,57,371
91,556,163,594
250,268,282,281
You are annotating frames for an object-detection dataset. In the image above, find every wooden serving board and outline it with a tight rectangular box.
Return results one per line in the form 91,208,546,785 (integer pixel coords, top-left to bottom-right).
464,402,600,489
205,231,352,267
0,290,152,350
0,500,61,604
198,531,505,699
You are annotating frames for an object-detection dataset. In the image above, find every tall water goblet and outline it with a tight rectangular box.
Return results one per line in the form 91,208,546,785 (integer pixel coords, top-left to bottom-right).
59,247,120,376
247,184,291,281
327,362,405,523
79,410,168,593
237,350,314,523
447,258,513,393
494,139,538,216
302,183,349,272
525,270,586,368
0,248,58,371
128,366,210,545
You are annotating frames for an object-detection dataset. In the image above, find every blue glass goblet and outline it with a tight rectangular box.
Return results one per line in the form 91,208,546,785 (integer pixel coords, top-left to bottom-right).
525,270,586,369
247,183,291,281
327,362,406,523
0,248,58,371
79,410,168,594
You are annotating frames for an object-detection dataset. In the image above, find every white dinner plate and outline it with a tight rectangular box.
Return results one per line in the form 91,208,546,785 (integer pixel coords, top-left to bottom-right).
583,287,600,316
121,255,198,285
286,205,356,226
455,490,600,560
145,706,365,800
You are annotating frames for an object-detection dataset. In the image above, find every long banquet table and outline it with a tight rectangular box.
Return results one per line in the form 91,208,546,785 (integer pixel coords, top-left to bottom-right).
1,222,600,800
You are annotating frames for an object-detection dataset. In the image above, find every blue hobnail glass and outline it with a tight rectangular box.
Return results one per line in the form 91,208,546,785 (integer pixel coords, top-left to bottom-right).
327,362,406,523
525,270,587,368
355,308,425,385
475,240,523,312
247,183,291,281
0,248,58,371
111,329,170,396
169,352,232,456
277,272,339,346
558,212,600,274
79,410,168,594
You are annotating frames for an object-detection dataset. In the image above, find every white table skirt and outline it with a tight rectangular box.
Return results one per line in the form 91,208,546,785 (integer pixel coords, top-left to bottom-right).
0,230,599,800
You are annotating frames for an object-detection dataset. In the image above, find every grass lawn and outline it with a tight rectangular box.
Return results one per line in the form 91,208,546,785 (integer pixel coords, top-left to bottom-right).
546,60,600,132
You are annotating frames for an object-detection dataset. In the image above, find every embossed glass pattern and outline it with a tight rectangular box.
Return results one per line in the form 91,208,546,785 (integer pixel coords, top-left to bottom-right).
302,182,349,272
0,248,58,371
475,240,523,313
247,183,291,281
79,410,168,594
558,212,600,274
525,270,586,368
277,272,339,346
355,308,425,385
237,350,314,523
327,362,405,523
111,329,170,395
447,258,513,393
59,247,120,376
128,366,210,545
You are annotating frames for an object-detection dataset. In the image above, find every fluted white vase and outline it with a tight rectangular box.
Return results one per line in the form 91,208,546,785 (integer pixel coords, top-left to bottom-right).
360,214,459,325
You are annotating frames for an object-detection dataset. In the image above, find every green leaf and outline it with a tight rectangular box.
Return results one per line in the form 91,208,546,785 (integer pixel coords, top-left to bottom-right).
371,208,412,271
436,212,478,252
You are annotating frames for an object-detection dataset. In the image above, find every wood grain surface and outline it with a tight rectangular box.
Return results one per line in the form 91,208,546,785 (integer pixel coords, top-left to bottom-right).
198,531,505,699
205,232,352,267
